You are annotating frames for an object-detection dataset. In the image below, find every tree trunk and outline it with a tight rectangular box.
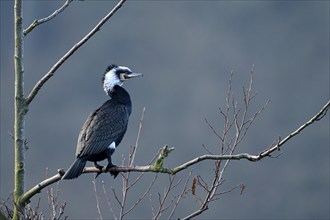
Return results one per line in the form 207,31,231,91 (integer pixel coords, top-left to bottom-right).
13,0,26,219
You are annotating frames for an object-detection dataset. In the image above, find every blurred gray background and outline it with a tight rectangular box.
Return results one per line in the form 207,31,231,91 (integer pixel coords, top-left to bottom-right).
1,1,329,219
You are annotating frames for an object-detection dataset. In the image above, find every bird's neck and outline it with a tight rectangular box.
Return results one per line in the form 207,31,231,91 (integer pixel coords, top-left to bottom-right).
108,85,132,107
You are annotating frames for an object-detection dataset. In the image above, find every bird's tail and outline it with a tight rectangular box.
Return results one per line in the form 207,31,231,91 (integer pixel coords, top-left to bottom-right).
62,159,86,180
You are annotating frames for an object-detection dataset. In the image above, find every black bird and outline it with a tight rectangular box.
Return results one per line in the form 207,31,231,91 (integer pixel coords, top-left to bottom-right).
62,64,142,180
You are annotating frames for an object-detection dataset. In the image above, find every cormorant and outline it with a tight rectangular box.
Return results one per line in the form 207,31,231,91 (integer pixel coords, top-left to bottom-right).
62,64,142,180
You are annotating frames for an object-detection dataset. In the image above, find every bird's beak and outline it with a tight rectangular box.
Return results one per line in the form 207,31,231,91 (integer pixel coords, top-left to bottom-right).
126,72,143,79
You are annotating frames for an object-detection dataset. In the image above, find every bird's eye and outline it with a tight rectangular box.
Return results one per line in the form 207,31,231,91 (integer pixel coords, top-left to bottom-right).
119,73,128,80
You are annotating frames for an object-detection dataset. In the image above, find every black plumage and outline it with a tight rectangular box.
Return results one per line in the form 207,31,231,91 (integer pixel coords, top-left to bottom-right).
62,64,142,180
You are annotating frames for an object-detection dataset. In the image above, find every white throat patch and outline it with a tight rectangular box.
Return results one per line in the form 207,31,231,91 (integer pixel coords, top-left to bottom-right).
103,69,122,94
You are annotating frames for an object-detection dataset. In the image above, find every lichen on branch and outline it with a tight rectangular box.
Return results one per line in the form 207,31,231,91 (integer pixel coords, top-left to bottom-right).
151,145,175,173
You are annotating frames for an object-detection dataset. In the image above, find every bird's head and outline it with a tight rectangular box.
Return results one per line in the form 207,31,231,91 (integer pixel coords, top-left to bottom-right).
102,64,143,95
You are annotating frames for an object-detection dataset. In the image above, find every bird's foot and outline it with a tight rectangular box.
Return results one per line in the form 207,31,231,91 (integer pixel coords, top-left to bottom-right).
94,162,104,179
106,164,119,179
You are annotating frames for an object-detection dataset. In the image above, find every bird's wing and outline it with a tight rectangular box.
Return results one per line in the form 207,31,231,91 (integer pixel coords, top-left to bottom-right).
76,100,129,158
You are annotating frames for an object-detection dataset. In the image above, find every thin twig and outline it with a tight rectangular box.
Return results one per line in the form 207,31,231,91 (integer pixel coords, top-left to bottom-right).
201,144,213,155
123,174,158,218
101,181,117,220
23,0,73,36
152,175,177,220
180,206,208,220
128,149,160,190
149,194,155,219
111,187,123,208
119,177,127,219
212,183,244,198
205,118,223,141
168,171,192,219
92,180,103,220
130,107,146,166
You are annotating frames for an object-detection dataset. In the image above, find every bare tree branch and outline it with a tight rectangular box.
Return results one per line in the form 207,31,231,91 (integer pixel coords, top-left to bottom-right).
92,180,103,220
129,107,146,166
152,175,180,220
123,174,158,217
19,169,65,206
101,181,117,220
258,100,329,157
23,0,73,36
111,187,123,210
183,68,263,219
173,100,329,173
46,180,66,220
25,0,126,106
168,171,192,219
18,100,329,208
212,183,245,198
180,206,208,220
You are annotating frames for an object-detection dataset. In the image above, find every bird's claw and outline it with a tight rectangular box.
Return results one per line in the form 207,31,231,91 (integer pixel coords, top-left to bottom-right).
94,163,104,179
106,164,119,179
